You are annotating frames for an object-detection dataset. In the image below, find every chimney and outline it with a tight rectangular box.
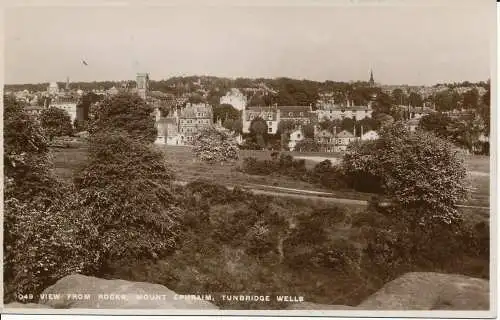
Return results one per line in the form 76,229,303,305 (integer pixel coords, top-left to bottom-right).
361,125,364,137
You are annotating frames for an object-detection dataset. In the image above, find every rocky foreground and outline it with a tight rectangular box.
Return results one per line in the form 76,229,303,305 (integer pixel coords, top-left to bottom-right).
4,272,489,310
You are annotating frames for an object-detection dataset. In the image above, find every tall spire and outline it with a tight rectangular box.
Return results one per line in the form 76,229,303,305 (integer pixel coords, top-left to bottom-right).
369,69,374,87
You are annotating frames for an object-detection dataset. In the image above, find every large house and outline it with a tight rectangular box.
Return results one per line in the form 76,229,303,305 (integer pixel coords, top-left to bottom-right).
314,128,360,153
278,105,315,125
220,88,248,111
335,130,359,152
242,105,314,135
242,106,279,134
154,103,213,145
49,95,78,124
316,101,373,122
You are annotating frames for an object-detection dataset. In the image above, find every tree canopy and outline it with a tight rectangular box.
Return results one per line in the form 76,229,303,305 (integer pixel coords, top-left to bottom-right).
342,122,468,225
91,92,157,143
40,107,73,141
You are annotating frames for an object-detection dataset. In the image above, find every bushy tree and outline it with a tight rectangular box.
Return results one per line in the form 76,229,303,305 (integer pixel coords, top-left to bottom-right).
342,122,468,225
74,132,180,267
192,126,240,163
4,96,98,302
91,92,157,143
39,107,73,141
213,104,240,123
249,117,269,148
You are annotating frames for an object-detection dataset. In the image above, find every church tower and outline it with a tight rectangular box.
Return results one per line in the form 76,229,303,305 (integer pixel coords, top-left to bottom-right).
136,73,149,100
369,69,375,87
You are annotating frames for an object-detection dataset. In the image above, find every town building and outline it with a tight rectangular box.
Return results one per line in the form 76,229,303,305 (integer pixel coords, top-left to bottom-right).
316,100,373,121
313,127,359,153
155,117,181,145
136,73,149,100
178,103,213,143
49,95,79,124
278,105,315,125
288,129,305,151
335,130,359,152
361,130,379,141
220,88,248,111
48,82,59,95
242,106,279,134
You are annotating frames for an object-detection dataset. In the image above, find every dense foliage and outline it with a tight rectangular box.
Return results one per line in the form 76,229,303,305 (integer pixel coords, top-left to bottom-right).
90,92,157,143
342,122,468,225
4,96,98,302
240,154,348,191
192,126,239,163
74,132,180,268
39,107,73,141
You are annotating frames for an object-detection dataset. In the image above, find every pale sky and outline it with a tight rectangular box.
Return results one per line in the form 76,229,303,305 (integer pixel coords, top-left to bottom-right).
4,0,495,85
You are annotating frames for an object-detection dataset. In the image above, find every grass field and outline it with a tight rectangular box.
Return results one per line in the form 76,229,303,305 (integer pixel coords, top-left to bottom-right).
50,143,490,208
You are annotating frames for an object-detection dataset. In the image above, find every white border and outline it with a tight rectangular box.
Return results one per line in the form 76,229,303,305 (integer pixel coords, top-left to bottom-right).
1,0,497,318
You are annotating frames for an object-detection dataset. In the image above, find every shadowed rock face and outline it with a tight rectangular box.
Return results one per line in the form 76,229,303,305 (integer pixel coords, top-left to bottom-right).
287,272,489,311
35,274,218,309
5,272,489,311
356,272,489,310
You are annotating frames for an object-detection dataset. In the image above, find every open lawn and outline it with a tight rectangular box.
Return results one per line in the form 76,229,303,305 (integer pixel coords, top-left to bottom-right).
50,144,490,208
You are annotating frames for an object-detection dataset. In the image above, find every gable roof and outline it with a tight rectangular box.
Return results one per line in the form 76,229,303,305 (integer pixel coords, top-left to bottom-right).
336,130,355,138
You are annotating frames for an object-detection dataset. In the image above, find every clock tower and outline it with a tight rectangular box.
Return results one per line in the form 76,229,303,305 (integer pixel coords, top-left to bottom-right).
136,73,149,100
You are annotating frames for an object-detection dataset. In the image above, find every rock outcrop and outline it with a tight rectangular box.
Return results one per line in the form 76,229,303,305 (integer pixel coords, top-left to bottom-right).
37,274,218,309
288,272,489,311
357,272,489,310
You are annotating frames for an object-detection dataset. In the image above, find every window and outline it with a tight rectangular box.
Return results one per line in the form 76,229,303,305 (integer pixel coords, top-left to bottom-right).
268,121,272,126
289,112,293,116
300,112,304,116
268,127,273,133
297,134,301,139
268,114,273,120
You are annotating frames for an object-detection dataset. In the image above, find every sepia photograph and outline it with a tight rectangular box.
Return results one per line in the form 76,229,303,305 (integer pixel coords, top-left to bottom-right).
1,0,496,318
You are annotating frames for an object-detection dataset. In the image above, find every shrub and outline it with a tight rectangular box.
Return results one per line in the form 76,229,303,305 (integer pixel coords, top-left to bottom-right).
192,126,239,163
284,207,361,272
4,196,100,302
74,132,180,267
294,138,322,152
308,160,348,190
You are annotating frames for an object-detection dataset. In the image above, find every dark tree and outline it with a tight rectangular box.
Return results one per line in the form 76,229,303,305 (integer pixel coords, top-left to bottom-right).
92,92,157,143
39,107,73,141
213,104,240,123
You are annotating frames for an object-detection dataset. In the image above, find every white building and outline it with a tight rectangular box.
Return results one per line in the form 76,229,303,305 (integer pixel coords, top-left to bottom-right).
48,82,59,95
50,96,78,124
288,129,305,151
317,101,373,122
361,130,379,141
220,88,248,111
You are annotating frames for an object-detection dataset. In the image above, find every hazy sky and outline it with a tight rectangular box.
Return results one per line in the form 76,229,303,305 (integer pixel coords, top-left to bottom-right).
4,0,495,85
